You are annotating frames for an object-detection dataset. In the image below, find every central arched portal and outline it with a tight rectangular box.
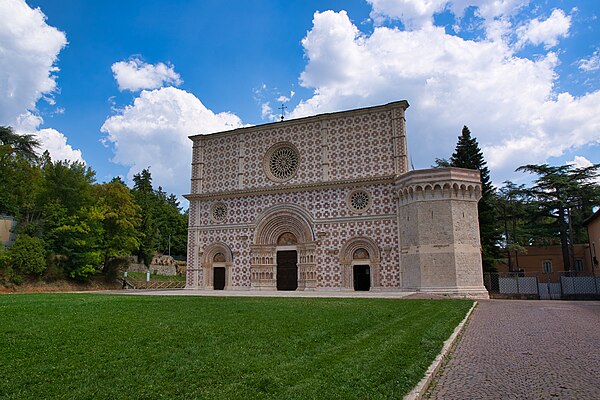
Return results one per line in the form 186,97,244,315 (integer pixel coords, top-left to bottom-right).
251,204,317,291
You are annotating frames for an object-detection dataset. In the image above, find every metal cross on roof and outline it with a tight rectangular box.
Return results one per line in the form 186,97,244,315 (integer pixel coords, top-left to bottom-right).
278,103,287,121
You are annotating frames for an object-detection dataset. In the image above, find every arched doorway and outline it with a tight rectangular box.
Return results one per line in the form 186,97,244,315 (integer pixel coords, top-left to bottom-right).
251,204,317,291
340,237,381,291
201,242,233,290
352,248,371,291
213,252,226,290
276,232,298,291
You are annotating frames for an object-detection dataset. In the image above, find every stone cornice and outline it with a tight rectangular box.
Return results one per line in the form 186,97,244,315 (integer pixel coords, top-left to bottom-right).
395,167,482,204
184,175,397,201
189,213,398,232
188,100,410,141
395,167,481,186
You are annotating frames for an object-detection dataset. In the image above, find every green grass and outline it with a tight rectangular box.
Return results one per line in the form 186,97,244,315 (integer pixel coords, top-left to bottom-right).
125,271,185,281
0,294,472,399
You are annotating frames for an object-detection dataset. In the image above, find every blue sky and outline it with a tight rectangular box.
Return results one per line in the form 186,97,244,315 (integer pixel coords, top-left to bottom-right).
2,0,599,201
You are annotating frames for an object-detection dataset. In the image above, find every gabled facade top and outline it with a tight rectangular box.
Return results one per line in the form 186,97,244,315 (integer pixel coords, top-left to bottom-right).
187,101,409,198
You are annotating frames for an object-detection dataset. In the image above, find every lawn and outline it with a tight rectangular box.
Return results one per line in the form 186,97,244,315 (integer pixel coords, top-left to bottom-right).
0,294,473,399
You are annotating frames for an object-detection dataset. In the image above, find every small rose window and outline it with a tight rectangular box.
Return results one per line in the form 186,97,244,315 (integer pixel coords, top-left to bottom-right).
348,189,371,213
211,202,227,222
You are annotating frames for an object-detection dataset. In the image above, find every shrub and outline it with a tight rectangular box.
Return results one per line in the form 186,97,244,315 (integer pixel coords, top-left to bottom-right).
10,235,46,276
43,257,66,282
69,264,98,281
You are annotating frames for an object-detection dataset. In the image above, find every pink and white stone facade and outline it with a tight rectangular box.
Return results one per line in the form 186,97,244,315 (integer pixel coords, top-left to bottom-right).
184,101,488,298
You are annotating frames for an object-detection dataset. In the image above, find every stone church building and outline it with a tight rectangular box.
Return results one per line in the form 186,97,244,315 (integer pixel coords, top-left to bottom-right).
184,101,488,298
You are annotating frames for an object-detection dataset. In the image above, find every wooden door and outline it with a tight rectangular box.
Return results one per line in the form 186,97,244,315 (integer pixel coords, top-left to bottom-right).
353,265,370,291
214,267,225,290
277,250,298,291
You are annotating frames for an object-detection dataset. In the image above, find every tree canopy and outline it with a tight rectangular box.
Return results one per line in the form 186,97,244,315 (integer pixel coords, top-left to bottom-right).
514,163,600,270
0,129,188,284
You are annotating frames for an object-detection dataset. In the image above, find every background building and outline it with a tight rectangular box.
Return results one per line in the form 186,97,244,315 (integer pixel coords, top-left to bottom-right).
0,215,16,248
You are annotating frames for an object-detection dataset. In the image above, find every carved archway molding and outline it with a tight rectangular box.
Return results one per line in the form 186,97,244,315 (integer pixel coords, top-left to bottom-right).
253,203,315,244
251,203,317,291
201,241,234,290
339,236,382,290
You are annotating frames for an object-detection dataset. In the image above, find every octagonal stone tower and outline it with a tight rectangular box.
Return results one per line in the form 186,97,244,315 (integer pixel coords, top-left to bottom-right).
396,168,489,298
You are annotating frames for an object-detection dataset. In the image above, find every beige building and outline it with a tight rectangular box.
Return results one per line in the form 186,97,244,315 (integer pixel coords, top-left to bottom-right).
0,215,16,248
184,101,488,298
496,244,593,278
585,209,600,273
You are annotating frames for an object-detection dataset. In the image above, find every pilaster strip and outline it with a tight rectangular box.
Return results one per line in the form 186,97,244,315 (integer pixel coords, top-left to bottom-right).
321,120,329,181
238,133,245,189
190,138,205,194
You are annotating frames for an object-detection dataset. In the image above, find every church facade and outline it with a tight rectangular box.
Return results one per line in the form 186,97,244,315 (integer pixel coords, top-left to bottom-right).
184,101,489,298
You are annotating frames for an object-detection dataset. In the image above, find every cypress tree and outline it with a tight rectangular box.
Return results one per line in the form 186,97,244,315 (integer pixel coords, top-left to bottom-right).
450,126,500,271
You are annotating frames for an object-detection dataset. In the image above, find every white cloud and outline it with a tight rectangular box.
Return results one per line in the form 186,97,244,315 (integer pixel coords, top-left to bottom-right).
261,102,274,120
36,128,84,163
111,57,182,92
101,87,243,197
13,112,84,163
567,155,600,183
290,9,600,183
0,0,84,164
368,0,529,30
0,0,67,127
368,0,447,29
578,49,600,72
568,155,593,169
516,9,570,49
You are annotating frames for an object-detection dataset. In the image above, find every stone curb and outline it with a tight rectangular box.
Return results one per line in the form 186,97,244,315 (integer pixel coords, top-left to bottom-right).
404,301,478,400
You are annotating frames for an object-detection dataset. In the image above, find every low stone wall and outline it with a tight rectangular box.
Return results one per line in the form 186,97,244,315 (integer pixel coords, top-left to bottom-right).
128,263,177,276
127,255,178,276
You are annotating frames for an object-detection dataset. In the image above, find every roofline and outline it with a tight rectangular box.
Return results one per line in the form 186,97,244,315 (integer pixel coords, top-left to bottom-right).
188,100,410,140
583,207,600,226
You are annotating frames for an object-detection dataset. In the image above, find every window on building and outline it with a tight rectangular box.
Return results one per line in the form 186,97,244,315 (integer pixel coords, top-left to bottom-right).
574,259,584,272
543,260,552,273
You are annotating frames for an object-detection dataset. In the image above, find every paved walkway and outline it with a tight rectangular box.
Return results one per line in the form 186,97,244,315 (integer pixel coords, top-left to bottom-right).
426,300,600,399
96,288,417,299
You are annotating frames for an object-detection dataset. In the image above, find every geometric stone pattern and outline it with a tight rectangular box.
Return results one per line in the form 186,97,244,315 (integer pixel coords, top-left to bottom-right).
326,112,396,181
187,183,399,289
185,101,488,298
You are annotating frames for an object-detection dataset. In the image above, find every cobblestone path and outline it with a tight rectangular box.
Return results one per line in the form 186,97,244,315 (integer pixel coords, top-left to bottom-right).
426,300,600,399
